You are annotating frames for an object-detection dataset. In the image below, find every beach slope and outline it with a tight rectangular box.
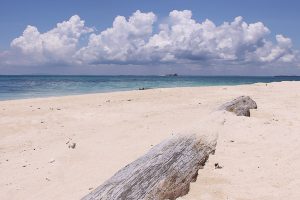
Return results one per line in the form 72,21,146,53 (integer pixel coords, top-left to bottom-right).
1,82,300,199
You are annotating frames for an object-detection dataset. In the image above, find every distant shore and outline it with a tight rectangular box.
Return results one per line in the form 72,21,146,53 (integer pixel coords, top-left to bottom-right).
1,81,300,200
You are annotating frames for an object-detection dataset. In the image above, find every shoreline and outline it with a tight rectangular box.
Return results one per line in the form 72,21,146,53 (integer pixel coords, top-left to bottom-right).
1,81,300,199
0,80,296,102
1,74,300,102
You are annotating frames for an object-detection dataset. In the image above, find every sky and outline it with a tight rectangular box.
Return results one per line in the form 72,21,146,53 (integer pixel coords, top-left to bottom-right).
0,0,299,75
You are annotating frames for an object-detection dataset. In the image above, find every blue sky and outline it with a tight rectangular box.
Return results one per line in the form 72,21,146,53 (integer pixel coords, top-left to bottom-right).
0,0,299,75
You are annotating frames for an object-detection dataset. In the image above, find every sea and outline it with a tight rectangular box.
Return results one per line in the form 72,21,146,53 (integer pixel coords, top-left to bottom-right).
0,75,300,101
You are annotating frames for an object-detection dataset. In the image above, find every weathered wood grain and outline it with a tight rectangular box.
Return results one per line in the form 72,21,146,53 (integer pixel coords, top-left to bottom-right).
82,134,217,200
219,96,257,117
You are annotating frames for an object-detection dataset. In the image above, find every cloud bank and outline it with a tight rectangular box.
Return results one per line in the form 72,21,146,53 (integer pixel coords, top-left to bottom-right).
9,15,92,65
1,10,299,73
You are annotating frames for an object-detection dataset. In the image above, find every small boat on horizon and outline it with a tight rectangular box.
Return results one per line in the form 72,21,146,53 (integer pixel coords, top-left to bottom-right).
164,73,178,77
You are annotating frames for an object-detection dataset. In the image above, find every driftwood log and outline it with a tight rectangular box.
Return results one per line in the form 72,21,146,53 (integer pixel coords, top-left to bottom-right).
82,134,217,200
219,96,257,117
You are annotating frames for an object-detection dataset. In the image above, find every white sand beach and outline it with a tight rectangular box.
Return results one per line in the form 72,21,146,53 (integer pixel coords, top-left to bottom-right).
1,81,300,200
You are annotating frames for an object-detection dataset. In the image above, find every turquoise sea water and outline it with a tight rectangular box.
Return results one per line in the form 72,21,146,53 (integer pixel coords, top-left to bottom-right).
0,75,300,100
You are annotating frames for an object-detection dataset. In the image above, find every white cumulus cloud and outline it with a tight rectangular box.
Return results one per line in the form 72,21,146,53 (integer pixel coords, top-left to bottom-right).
2,10,299,72
76,10,298,66
75,10,157,64
10,15,92,65
244,34,296,63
